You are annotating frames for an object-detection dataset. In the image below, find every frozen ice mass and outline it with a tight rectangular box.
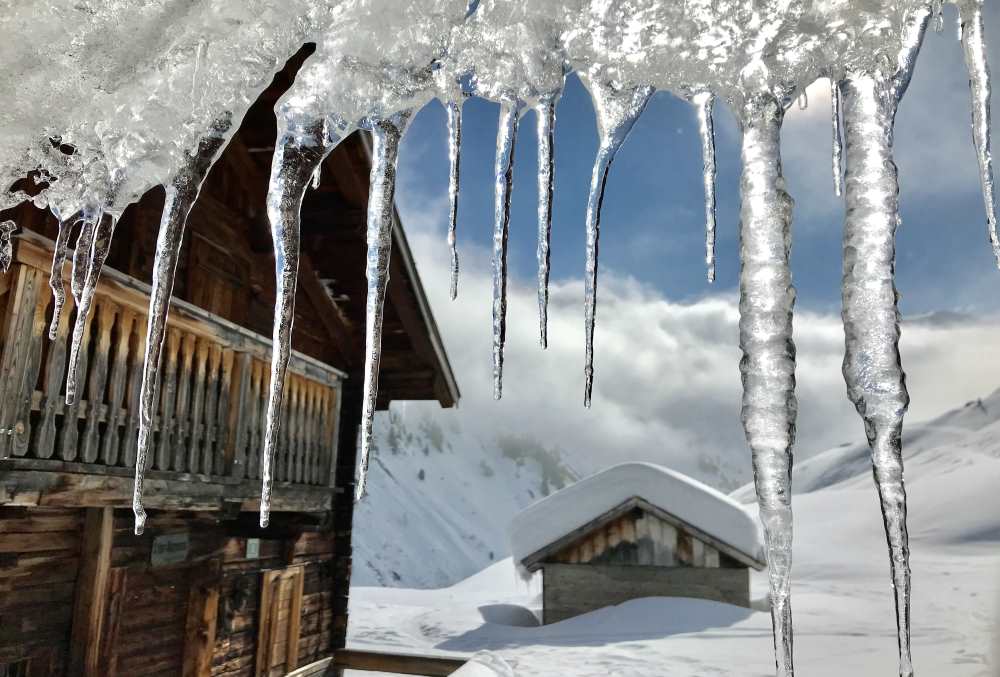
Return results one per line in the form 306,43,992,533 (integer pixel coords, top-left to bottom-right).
0,1,996,675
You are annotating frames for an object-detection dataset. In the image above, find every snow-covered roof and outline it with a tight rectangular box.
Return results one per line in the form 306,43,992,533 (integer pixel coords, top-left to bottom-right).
509,462,765,571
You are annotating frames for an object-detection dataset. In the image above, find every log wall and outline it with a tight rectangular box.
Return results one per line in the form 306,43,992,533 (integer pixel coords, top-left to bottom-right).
541,563,751,624
0,506,82,675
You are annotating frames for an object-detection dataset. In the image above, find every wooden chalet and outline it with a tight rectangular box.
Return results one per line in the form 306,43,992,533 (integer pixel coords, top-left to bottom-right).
0,46,461,677
510,463,766,624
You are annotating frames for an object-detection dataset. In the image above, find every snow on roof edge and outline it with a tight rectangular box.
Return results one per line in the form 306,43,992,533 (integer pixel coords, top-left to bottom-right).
508,462,765,572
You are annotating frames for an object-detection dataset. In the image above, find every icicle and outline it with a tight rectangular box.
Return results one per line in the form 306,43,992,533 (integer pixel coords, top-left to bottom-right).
831,79,844,197
48,216,78,339
581,79,654,407
65,205,108,405
446,99,463,300
958,0,999,267
694,92,718,283
738,93,796,677
355,109,412,503
0,220,16,272
311,165,322,189
837,11,930,676
259,117,337,528
132,118,231,535
535,93,557,348
491,97,521,400
796,90,808,110
840,72,914,677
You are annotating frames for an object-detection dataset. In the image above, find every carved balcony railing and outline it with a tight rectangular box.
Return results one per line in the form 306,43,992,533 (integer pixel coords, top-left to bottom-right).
0,233,343,513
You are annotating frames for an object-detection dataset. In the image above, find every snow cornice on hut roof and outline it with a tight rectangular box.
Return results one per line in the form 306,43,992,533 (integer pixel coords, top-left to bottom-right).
509,462,766,574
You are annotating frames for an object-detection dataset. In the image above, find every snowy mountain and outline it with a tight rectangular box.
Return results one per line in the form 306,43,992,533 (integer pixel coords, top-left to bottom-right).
348,390,1000,676
351,404,577,588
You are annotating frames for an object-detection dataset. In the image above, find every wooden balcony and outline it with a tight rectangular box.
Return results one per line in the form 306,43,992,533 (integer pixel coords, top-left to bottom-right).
0,233,343,515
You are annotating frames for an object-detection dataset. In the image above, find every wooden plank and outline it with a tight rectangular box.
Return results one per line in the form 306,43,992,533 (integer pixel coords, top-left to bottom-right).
285,566,305,670
332,648,469,676
81,301,117,463
97,567,127,677
121,323,147,468
226,352,251,480
182,566,221,677
201,345,222,475
156,327,181,471
0,267,44,459
174,332,197,472
33,292,75,459
254,569,280,677
216,348,235,476
102,308,136,466
68,506,114,676
188,338,210,474
246,359,263,480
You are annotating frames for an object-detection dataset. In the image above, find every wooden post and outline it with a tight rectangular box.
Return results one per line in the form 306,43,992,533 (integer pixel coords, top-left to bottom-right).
226,352,252,480
69,506,114,676
182,564,221,677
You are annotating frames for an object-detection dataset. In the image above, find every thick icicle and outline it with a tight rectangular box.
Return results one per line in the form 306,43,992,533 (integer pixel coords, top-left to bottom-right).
841,73,915,677
491,98,520,400
355,110,412,502
132,119,231,535
694,92,718,282
446,99,463,300
738,93,796,677
838,9,930,675
958,0,999,267
259,118,336,527
831,79,844,197
47,216,78,339
535,93,557,347
582,80,654,407
65,205,111,405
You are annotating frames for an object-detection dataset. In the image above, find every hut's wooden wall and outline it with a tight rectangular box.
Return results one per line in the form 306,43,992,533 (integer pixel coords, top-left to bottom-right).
548,508,741,569
541,563,751,624
0,506,82,675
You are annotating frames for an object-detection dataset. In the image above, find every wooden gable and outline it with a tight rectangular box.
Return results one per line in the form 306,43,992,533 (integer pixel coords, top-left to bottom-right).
524,496,766,573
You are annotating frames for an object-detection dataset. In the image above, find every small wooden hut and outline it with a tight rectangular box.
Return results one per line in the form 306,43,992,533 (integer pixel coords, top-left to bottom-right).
510,463,766,624
0,46,461,676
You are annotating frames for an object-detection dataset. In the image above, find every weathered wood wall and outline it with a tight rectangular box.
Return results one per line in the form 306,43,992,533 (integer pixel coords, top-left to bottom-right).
0,506,82,675
549,507,737,569
541,563,751,624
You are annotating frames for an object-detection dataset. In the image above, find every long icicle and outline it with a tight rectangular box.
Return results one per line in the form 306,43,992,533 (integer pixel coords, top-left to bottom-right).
260,118,336,527
738,92,796,677
582,80,654,407
446,99,463,300
355,110,412,502
839,9,930,676
65,205,109,405
694,92,718,282
491,97,520,400
831,78,844,197
48,215,78,339
958,0,999,267
841,72,914,677
132,118,232,535
535,93,557,347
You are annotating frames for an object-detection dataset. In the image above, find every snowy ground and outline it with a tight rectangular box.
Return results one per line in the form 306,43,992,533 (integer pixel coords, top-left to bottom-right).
348,392,1000,675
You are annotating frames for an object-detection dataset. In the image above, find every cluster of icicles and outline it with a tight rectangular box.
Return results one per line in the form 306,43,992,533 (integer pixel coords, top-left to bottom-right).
3,1,996,675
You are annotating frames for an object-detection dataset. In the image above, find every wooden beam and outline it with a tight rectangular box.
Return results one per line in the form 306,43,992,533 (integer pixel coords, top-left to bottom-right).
69,506,114,676
182,563,221,677
297,253,356,369
332,648,469,676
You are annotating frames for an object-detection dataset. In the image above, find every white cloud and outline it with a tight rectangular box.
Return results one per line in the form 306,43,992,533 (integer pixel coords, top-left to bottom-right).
394,179,1000,491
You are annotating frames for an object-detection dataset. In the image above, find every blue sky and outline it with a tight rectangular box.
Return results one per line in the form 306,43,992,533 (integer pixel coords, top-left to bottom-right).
384,6,1000,488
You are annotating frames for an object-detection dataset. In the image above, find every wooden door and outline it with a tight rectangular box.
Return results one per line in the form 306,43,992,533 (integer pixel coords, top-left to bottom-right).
254,566,305,677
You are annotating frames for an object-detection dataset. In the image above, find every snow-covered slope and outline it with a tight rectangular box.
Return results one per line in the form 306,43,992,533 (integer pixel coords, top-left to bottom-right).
348,391,1000,676
351,403,577,588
